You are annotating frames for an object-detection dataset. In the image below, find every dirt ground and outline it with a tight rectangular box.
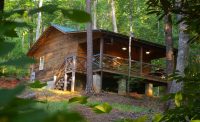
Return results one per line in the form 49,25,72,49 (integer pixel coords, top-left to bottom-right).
22,89,164,122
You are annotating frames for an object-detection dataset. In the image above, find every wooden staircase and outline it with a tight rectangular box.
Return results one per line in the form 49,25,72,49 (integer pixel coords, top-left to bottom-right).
54,73,72,90
54,56,74,91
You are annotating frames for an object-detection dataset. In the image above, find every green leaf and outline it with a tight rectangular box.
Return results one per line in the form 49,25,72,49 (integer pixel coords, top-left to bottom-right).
152,113,163,122
0,41,15,56
29,80,47,88
0,85,25,107
0,55,35,67
175,92,182,107
61,9,91,23
191,120,200,122
68,96,89,104
93,103,112,114
0,21,29,35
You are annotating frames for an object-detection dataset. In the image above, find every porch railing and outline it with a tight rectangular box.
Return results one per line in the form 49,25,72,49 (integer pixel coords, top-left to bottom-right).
55,53,166,83
93,54,166,80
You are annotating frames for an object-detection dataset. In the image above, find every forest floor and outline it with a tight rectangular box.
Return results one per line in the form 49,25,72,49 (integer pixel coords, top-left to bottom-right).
22,89,164,122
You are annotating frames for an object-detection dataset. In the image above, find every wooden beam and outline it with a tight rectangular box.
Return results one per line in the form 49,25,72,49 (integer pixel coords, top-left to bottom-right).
140,46,143,74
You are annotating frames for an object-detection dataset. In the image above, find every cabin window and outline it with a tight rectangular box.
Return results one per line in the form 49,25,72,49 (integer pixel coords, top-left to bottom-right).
39,56,45,70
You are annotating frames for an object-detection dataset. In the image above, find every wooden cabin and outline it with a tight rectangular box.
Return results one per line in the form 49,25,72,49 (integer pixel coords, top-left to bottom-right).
28,24,176,96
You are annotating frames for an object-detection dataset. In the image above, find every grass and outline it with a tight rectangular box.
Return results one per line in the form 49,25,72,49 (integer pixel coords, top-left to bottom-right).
112,103,148,113
86,101,148,113
35,100,148,114
34,100,77,113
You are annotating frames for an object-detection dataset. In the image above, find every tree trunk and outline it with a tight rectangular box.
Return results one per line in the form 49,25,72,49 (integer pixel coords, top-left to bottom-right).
167,0,190,109
163,14,175,110
35,0,43,40
170,15,189,93
111,0,118,33
85,0,94,94
164,14,174,84
93,0,97,29
0,0,4,13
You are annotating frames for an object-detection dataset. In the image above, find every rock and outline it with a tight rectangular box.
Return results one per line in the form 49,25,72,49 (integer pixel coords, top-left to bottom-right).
22,92,37,99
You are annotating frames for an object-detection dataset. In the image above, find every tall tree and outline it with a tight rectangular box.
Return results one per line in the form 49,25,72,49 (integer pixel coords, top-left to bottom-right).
35,0,43,40
85,0,94,94
164,13,174,110
169,16,189,96
164,14,174,77
111,0,118,32
93,0,97,29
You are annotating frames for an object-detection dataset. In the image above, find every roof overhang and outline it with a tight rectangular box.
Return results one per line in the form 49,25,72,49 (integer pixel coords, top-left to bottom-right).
27,25,177,57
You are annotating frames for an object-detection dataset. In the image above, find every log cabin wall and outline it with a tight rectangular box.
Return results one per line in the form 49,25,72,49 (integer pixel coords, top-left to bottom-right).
32,29,79,81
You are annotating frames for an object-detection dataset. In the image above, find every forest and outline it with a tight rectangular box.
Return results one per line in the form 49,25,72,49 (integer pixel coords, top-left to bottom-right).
0,0,200,122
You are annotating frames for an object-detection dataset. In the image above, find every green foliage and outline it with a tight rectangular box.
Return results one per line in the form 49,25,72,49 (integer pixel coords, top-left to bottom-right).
61,9,91,23
93,102,112,114
152,113,163,122
0,85,86,122
0,41,15,57
0,85,25,106
29,80,47,88
0,54,35,67
146,0,200,43
68,96,113,114
160,53,200,121
68,96,89,104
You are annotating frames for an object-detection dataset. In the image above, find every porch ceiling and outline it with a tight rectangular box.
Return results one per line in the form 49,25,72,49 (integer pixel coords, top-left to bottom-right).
78,37,166,61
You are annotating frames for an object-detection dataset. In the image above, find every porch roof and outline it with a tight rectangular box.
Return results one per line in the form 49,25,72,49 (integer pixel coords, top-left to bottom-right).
27,25,177,56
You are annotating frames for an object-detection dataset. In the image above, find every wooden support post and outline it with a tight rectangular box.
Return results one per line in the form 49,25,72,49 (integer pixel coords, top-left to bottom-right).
99,38,104,92
64,73,68,91
53,75,57,89
93,73,101,93
99,38,104,69
71,55,76,92
145,83,153,97
140,47,143,75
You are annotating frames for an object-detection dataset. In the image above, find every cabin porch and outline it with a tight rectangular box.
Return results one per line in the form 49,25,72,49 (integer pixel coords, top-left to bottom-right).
53,53,167,96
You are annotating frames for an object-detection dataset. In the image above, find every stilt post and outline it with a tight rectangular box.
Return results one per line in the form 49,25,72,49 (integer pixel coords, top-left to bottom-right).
71,55,76,92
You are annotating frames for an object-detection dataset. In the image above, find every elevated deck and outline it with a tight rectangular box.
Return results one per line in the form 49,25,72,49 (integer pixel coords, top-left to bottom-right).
56,53,167,84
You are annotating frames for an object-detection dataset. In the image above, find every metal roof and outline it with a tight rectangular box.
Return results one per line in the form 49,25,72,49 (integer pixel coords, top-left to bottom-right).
51,24,77,33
